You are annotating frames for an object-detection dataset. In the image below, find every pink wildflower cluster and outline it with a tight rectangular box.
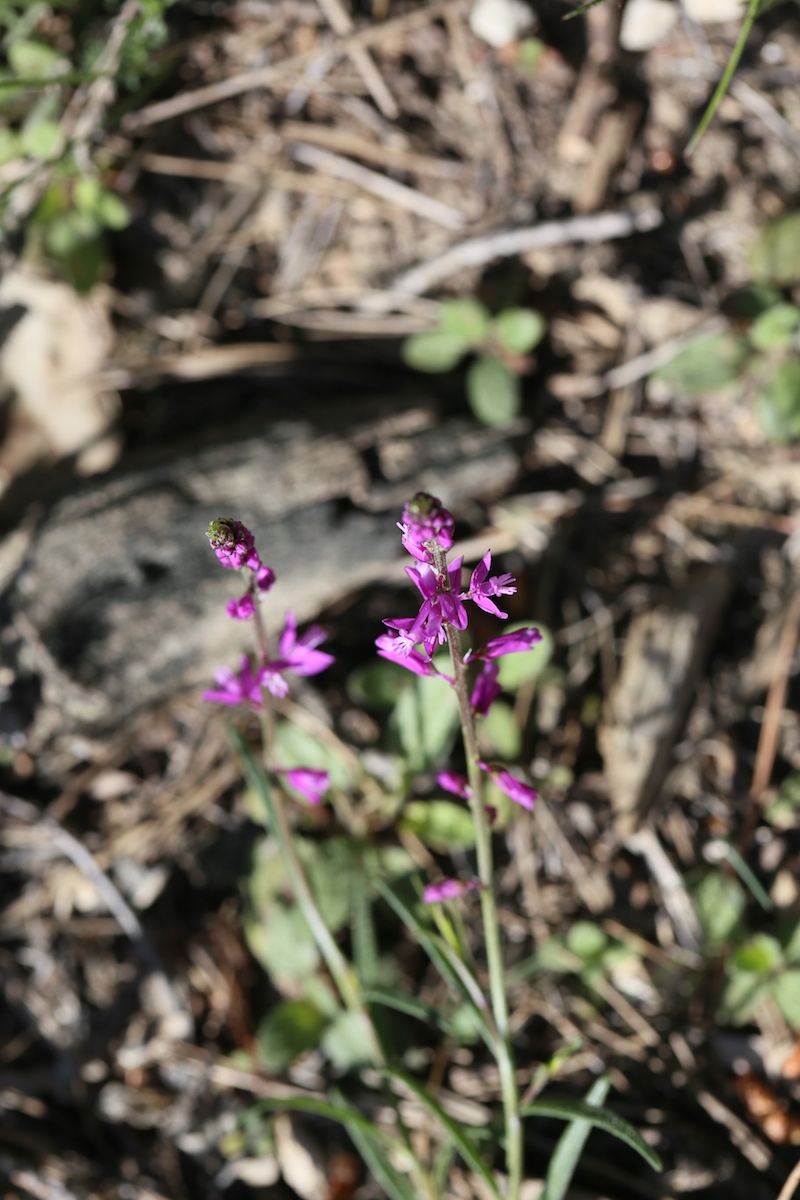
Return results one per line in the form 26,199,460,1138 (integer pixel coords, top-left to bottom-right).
377,493,542,901
203,518,333,805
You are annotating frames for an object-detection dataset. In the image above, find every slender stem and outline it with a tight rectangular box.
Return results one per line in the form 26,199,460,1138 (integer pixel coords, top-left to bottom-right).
250,583,385,1068
432,545,522,1200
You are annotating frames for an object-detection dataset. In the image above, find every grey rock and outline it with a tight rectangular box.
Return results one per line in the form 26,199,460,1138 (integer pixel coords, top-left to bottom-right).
0,398,523,745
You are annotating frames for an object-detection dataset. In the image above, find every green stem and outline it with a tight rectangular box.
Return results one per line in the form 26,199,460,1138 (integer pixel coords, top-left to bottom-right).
432,546,522,1200
249,586,385,1068
685,0,762,157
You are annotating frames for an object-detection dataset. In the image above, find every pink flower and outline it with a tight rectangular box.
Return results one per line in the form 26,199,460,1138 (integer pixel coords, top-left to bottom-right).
261,612,335,697
206,518,261,571
478,761,538,811
403,557,467,655
375,633,449,679
463,552,516,619
423,878,481,903
203,656,264,708
256,565,275,592
468,627,542,662
226,594,256,621
277,767,330,805
437,771,471,799
398,493,455,562
470,662,501,716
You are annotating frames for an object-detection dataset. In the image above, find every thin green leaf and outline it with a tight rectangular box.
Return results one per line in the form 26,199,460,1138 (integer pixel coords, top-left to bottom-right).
522,1098,663,1172
375,879,497,1054
542,1076,611,1200
385,1069,502,1200
708,841,773,912
344,1118,418,1200
685,0,763,156
362,986,462,1035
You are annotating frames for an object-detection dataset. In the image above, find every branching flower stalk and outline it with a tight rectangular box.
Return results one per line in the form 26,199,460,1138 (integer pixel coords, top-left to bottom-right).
204,518,384,1069
378,494,542,1200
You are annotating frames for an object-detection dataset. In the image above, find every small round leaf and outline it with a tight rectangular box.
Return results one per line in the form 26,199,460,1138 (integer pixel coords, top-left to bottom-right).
466,355,520,426
492,308,546,354
402,331,470,373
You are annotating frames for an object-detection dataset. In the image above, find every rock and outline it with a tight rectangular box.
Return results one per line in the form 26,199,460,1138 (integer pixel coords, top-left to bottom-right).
469,0,534,48
620,0,678,51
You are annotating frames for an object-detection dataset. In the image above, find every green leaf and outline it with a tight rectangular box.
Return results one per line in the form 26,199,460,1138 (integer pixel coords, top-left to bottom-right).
321,1009,375,1069
73,176,104,214
543,1076,612,1200
392,676,460,774
718,970,771,1025
756,361,800,444
256,1000,327,1071
751,210,800,286
731,933,783,975
439,298,490,344
297,837,359,933
749,304,800,350
772,970,800,1025
479,700,521,759
341,1111,417,1200
348,660,409,709
20,116,64,161
694,872,747,946
274,719,353,789
522,1098,663,1173
7,39,65,79
566,922,607,961
245,900,320,983
496,623,553,691
95,189,129,230
652,332,749,396
492,307,546,354
385,1069,502,1200
402,331,470,372
0,128,19,165
362,986,461,1034
401,800,476,852
466,355,521,426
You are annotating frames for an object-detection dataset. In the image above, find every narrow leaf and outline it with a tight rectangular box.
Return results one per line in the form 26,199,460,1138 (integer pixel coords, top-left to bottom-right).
385,1069,502,1200
522,1098,663,1172
542,1076,611,1200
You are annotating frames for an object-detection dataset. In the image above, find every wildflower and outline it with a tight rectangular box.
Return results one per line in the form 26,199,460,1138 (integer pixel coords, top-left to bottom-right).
255,565,275,592
375,633,449,679
423,878,481,903
437,771,471,800
468,627,542,662
261,612,335,697
206,518,260,571
470,662,501,716
226,594,256,621
398,492,455,562
402,557,468,655
203,656,264,708
277,767,330,805
478,761,538,811
463,551,516,619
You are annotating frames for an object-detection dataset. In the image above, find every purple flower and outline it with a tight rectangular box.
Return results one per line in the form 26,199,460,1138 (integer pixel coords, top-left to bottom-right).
478,761,538,811
206,518,260,571
468,627,542,662
437,771,471,800
226,594,256,621
375,633,448,678
256,565,275,592
203,656,264,708
423,878,481,904
277,767,330,805
463,552,516,619
398,493,455,562
470,662,501,716
261,612,335,697
404,557,468,655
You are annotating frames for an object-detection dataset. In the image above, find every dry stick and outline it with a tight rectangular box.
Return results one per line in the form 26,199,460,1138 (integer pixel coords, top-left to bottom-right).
750,589,800,801
290,143,467,230
124,0,466,130
381,208,663,301
777,1158,800,1200
313,0,398,119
